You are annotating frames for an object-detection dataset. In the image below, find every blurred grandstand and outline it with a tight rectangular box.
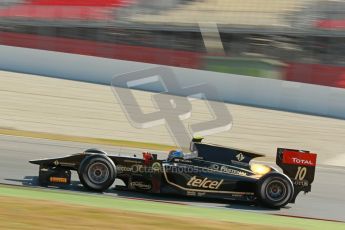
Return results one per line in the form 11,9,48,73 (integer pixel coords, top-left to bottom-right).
0,0,344,88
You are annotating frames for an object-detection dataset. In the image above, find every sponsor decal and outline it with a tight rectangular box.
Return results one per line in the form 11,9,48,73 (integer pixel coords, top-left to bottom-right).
174,159,192,164
187,191,196,196
152,162,161,172
197,192,206,197
187,176,223,189
118,163,162,173
231,194,243,198
130,181,151,190
52,161,75,167
293,180,309,187
283,150,317,166
50,177,68,183
117,165,133,172
236,153,245,162
210,164,247,176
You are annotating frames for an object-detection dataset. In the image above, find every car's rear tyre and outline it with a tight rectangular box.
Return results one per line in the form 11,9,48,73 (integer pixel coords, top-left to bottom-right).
257,172,294,208
78,154,116,192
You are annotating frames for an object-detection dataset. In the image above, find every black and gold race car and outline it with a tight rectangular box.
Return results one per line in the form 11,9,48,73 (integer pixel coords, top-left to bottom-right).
30,138,317,208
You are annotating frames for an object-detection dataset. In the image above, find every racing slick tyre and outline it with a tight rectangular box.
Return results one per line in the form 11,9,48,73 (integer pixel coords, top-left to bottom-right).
78,154,116,192
83,149,107,155
257,172,294,208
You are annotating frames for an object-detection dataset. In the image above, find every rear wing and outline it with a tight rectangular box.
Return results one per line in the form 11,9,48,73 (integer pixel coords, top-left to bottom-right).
276,148,317,203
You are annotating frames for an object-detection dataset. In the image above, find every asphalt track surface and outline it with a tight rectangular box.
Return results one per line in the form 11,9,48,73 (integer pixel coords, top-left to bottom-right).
0,135,345,222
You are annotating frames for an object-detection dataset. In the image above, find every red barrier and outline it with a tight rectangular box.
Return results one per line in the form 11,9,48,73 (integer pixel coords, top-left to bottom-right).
315,19,345,29
0,0,133,20
0,32,202,69
284,63,345,88
0,6,112,20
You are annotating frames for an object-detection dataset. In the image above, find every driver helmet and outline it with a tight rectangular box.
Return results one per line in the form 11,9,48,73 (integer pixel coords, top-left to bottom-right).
167,150,184,161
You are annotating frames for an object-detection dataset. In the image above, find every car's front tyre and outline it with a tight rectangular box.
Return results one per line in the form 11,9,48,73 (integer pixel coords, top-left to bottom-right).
257,172,294,208
78,154,116,192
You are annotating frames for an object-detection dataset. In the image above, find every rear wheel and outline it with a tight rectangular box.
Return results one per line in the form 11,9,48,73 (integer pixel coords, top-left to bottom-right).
78,155,116,192
257,172,294,208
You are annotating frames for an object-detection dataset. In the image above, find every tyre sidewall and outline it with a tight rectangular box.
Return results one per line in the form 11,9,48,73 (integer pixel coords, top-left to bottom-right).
257,172,294,208
78,155,116,192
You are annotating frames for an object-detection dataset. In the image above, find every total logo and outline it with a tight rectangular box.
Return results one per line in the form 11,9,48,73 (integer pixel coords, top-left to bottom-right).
291,158,313,166
187,176,223,189
282,150,317,166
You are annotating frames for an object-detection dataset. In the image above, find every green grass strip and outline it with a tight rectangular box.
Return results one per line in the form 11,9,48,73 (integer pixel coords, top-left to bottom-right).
0,185,343,230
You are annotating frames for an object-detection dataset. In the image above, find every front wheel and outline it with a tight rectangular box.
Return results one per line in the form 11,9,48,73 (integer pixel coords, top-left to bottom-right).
257,172,294,208
78,155,116,192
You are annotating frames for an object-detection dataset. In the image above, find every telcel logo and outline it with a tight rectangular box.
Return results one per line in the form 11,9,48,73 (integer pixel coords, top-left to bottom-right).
187,176,223,189
292,158,313,165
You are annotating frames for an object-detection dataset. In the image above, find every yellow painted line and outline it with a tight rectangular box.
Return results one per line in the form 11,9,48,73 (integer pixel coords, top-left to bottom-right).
0,128,175,151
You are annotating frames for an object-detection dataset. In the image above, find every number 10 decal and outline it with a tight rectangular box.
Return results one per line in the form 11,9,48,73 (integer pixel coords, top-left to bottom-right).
295,166,307,180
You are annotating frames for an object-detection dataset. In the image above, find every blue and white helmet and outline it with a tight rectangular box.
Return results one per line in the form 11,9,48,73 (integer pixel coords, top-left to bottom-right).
167,150,184,161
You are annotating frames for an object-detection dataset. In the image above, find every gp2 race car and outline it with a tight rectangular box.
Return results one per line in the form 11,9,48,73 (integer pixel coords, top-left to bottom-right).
30,138,317,208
